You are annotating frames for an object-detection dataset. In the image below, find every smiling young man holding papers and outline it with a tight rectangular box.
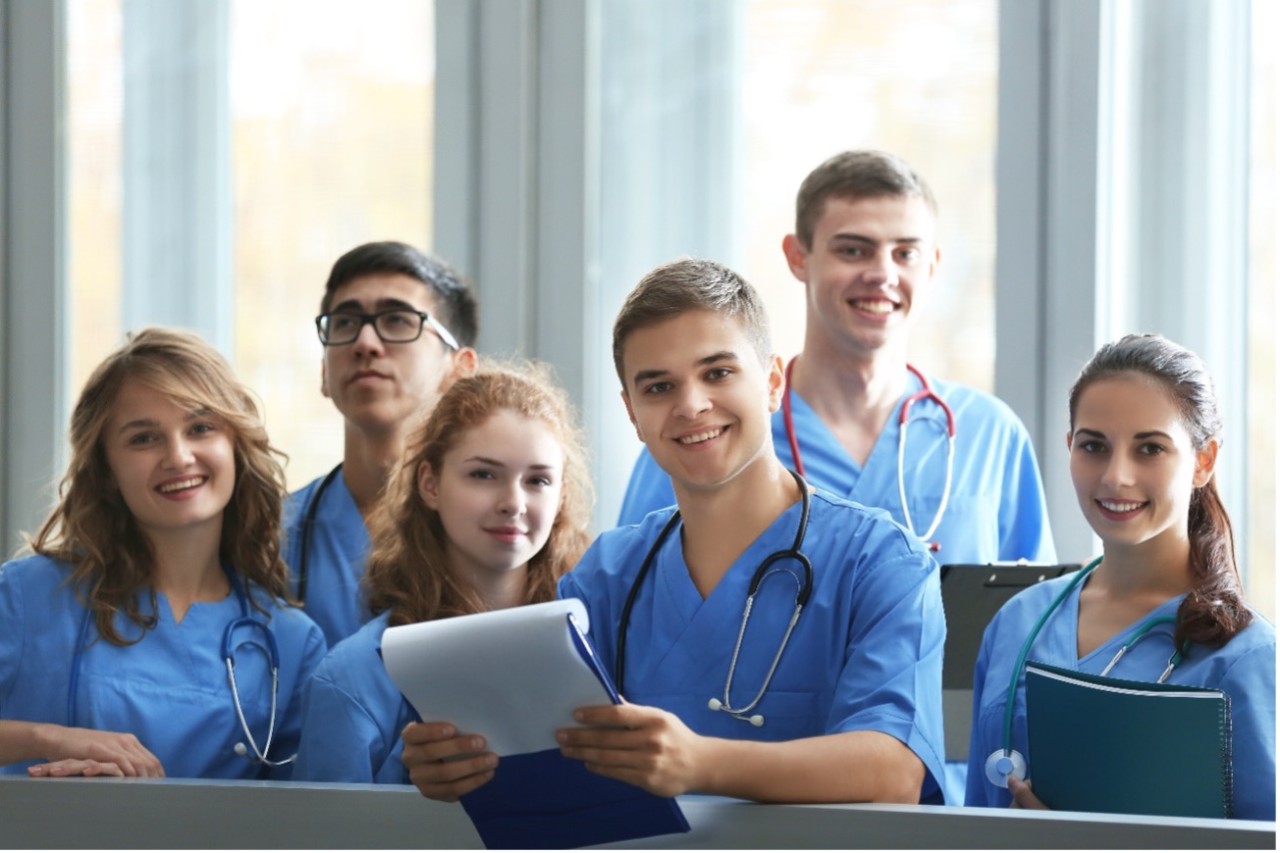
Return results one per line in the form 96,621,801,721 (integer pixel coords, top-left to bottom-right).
403,258,947,806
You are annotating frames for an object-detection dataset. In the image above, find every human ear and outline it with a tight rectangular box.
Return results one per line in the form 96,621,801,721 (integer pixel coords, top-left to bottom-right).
320,359,331,399
440,347,479,392
765,354,785,413
1192,438,1219,489
781,234,810,283
1065,430,1074,451
417,461,441,510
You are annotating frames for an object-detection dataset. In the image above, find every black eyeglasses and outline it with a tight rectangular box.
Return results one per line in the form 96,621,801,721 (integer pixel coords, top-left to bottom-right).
315,309,460,350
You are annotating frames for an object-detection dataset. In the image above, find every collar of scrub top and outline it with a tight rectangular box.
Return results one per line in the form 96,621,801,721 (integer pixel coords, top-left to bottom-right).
781,358,954,552
985,555,1189,787
615,468,815,727
67,562,296,767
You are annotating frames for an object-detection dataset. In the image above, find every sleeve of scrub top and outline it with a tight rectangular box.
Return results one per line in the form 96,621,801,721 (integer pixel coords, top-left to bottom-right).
1219,641,1277,820
996,424,1057,564
0,560,25,711
963,619,1009,808
616,448,677,527
292,659,391,783
267,615,328,781
828,544,947,802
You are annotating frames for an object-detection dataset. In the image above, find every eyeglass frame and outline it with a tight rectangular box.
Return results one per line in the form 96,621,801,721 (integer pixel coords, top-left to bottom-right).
314,308,460,350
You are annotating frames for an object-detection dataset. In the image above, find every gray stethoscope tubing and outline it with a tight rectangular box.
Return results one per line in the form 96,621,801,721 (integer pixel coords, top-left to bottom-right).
295,463,343,604
67,566,294,767
615,469,814,727
985,555,1185,788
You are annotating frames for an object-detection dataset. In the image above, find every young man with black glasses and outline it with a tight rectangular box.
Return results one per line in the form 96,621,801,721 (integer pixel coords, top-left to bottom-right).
284,241,478,645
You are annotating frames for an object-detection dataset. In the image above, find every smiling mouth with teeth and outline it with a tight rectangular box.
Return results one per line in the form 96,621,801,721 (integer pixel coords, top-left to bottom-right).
158,477,206,494
678,428,723,445
1098,499,1146,513
851,299,895,315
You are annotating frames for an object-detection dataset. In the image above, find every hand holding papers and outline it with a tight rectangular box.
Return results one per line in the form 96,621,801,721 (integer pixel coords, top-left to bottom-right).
382,599,689,849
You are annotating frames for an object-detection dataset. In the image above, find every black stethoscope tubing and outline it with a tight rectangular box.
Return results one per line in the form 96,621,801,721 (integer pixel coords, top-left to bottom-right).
614,468,815,699
295,463,343,603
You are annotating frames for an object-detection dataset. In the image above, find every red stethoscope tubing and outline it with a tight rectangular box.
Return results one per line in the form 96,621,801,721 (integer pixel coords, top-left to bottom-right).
781,358,955,551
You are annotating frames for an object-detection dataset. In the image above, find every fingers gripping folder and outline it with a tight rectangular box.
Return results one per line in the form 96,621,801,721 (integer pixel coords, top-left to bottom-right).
381,599,689,848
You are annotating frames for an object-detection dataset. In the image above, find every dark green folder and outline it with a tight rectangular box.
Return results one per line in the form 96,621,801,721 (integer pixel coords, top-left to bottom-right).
1025,661,1232,819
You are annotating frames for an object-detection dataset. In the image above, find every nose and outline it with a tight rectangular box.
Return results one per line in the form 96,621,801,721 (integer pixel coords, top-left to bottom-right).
496,481,526,517
1100,453,1135,490
672,382,713,420
862,248,899,288
163,435,196,469
352,318,386,356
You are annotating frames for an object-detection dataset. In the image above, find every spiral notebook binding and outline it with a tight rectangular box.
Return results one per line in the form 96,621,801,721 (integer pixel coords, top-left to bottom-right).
1220,692,1234,819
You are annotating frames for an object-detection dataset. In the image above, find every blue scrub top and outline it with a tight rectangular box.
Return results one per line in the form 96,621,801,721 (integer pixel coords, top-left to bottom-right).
283,469,372,647
617,372,1056,566
560,490,948,804
0,554,327,780
965,572,1276,819
293,611,416,784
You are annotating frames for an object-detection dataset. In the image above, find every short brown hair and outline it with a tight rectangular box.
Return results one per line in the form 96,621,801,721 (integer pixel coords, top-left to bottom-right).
794,150,938,248
611,258,771,387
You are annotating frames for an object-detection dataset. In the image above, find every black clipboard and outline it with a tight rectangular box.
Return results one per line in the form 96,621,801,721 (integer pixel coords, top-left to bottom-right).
940,562,1082,761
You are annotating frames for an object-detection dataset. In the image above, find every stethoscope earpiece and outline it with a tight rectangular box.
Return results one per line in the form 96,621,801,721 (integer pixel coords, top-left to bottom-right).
984,748,1027,788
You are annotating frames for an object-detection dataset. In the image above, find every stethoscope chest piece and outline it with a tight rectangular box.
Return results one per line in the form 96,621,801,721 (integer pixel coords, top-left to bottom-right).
984,748,1028,787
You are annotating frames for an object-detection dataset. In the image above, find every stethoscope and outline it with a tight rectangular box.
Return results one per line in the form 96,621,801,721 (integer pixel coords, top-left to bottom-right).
295,463,344,603
615,468,814,727
68,564,295,768
781,359,955,551
984,556,1188,788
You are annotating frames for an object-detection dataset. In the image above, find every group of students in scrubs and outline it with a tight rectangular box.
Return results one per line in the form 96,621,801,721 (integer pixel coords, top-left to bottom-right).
0,149,1273,822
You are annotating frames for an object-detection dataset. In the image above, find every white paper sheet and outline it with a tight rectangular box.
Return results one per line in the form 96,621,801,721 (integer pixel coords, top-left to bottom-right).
380,598,614,756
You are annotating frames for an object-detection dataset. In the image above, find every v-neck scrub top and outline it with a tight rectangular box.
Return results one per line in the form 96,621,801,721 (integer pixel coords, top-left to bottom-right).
0,554,327,779
560,490,948,804
617,372,1056,566
965,572,1276,819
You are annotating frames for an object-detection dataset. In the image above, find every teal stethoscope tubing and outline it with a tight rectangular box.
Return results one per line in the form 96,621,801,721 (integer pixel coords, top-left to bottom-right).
987,555,1187,787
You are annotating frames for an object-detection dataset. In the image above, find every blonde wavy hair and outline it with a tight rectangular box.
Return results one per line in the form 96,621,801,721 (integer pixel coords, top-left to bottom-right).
365,360,593,626
29,327,292,645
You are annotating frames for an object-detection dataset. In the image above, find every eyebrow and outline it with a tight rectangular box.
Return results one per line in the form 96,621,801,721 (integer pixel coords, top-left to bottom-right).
828,232,925,247
1073,427,1174,441
330,297,420,313
630,350,739,386
116,408,214,435
463,456,556,471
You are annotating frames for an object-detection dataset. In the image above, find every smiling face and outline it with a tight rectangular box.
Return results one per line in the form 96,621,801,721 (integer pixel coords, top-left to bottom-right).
1068,372,1217,554
620,309,784,497
321,273,466,438
102,378,237,541
782,194,939,359
417,408,566,588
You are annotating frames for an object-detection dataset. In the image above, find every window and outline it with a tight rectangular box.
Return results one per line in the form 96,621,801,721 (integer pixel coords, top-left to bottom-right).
742,0,999,388
68,0,435,493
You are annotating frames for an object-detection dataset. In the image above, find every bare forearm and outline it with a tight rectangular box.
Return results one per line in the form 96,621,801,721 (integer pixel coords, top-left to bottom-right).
696,730,924,804
0,720,50,765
